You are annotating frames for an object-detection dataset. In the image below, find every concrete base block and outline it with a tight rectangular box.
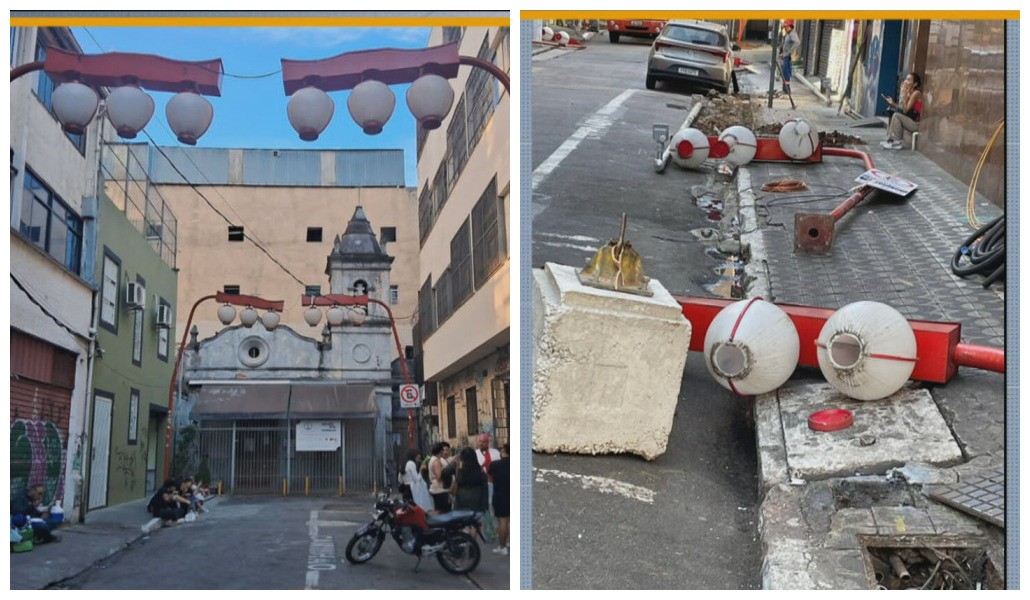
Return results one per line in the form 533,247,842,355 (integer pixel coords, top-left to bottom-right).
532,263,692,460
775,382,963,481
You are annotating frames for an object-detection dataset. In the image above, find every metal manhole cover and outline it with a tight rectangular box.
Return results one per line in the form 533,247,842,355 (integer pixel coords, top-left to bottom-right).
925,469,1004,527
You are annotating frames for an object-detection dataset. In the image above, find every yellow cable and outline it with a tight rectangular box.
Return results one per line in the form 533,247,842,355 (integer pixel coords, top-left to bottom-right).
967,120,1004,230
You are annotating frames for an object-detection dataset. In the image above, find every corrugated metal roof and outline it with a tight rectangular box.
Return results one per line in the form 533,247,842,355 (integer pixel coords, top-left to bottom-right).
149,147,231,184
336,149,405,187
243,149,322,186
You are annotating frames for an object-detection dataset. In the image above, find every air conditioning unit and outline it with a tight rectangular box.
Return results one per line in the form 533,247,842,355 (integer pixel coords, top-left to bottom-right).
155,304,172,329
125,282,146,309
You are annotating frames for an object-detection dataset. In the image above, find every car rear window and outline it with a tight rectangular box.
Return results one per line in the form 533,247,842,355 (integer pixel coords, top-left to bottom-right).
663,25,725,47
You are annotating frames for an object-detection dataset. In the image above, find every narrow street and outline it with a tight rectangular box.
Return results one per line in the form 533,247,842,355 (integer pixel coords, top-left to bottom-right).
50,497,509,590
530,37,763,590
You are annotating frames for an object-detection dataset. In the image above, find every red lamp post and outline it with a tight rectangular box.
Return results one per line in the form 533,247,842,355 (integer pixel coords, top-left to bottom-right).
164,292,284,480
300,293,415,446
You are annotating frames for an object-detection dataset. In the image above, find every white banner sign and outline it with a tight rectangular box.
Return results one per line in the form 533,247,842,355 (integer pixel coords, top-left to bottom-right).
855,169,918,197
296,420,341,452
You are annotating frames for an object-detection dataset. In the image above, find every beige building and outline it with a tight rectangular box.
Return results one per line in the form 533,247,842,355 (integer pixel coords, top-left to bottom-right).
102,144,419,357
416,26,511,448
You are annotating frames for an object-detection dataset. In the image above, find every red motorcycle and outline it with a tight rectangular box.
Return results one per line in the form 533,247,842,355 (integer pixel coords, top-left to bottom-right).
344,491,483,574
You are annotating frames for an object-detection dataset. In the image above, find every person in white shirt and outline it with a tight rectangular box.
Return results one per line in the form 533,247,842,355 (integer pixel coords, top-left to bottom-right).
399,448,421,503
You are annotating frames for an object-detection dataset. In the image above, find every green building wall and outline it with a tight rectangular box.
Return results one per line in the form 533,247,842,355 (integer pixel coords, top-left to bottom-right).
89,191,177,509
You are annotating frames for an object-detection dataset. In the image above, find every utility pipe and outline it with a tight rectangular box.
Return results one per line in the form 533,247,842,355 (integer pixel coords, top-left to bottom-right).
953,343,1005,373
795,147,876,253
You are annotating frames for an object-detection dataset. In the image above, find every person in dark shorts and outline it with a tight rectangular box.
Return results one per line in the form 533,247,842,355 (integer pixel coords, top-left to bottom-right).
487,443,510,555
428,442,453,513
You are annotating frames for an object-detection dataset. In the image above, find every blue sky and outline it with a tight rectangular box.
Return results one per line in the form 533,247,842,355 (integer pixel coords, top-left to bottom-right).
71,26,431,186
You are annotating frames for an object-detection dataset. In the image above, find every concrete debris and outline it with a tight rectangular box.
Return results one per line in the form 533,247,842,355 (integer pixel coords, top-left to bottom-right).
692,92,765,136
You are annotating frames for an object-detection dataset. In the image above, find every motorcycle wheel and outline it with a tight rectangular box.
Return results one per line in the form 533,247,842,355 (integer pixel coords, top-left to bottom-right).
436,531,481,575
344,530,384,564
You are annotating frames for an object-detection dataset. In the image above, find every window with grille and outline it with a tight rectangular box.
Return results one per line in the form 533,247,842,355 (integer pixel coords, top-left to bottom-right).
432,162,448,213
223,285,240,295
34,40,86,154
442,27,464,44
450,220,473,308
100,250,121,333
131,277,145,367
465,35,497,153
389,285,399,305
157,299,170,361
446,95,468,190
435,268,452,326
20,169,83,275
418,185,433,245
472,177,504,288
417,276,435,340
446,395,457,439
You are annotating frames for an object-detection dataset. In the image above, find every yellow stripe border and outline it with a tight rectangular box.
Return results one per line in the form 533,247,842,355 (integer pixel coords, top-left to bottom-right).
9,16,511,27
521,11,1017,20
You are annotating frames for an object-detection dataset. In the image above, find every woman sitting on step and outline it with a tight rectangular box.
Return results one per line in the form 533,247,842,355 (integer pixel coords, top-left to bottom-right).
881,72,923,150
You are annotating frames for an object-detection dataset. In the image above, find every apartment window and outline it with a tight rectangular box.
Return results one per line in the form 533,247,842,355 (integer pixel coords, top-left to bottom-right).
228,226,244,241
432,162,448,213
465,36,497,152
34,41,86,154
446,95,468,190
450,220,473,307
418,185,433,244
100,249,121,333
128,388,140,444
446,395,457,439
131,277,145,367
306,227,322,242
442,27,464,44
465,386,479,436
417,276,435,340
223,285,241,295
416,121,429,159
20,169,83,275
304,284,321,298
472,177,504,287
435,268,452,326
157,298,171,362
380,227,396,244
390,285,399,305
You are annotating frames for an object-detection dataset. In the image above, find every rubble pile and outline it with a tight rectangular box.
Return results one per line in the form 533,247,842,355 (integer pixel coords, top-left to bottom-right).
693,91,764,136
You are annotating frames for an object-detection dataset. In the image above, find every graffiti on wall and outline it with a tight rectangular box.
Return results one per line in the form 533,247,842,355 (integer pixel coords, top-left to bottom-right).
854,21,884,117
10,419,66,505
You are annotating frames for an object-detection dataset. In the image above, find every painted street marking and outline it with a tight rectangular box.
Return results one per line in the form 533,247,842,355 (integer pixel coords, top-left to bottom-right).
305,510,338,589
536,232,602,243
533,467,656,504
532,89,636,190
535,240,600,253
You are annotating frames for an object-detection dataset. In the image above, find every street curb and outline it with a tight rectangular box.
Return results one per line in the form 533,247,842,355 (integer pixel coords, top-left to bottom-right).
736,167,772,300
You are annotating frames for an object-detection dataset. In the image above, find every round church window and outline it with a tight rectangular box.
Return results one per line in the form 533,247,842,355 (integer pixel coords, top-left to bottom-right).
238,336,270,368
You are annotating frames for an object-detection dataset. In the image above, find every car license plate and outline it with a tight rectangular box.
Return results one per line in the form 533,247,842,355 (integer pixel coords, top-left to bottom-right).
631,20,643,26
679,67,700,76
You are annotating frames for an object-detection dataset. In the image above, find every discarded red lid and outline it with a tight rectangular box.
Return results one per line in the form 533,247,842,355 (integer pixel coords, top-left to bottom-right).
808,408,854,432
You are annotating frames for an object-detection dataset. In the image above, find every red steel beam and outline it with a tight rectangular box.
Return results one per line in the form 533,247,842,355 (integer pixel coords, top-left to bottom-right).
282,42,460,95
672,295,994,384
42,46,223,96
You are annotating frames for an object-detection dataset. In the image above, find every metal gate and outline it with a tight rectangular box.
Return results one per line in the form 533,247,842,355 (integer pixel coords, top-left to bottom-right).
197,418,379,495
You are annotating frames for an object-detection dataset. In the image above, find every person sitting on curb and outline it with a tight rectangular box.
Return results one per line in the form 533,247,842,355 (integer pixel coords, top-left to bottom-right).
880,72,923,150
147,485,186,525
11,484,61,543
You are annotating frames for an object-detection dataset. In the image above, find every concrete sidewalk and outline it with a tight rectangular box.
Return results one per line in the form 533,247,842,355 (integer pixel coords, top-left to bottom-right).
733,50,1007,589
10,496,223,590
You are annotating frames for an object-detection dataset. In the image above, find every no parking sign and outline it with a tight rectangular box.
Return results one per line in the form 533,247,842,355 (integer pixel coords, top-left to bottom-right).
400,384,422,408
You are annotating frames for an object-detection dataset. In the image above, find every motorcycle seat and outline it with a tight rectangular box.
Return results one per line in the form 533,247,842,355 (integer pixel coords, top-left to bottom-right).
426,510,478,527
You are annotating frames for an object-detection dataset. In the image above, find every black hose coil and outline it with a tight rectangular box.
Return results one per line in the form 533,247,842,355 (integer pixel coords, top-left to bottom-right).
951,215,1005,288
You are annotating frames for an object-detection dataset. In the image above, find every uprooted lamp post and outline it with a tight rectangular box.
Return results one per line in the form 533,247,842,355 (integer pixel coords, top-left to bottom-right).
164,292,285,480
11,47,223,144
300,293,416,447
281,42,509,141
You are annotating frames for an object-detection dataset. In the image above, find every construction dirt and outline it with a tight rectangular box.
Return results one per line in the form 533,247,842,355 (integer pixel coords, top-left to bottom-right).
693,90,765,135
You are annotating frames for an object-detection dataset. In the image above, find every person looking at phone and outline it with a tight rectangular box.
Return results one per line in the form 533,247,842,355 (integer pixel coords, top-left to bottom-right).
881,72,923,150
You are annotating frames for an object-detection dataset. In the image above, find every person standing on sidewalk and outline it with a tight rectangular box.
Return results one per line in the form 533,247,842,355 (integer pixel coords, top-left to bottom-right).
779,20,800,95
487,444,511,556
476,433,502,542
428,442,453,514
881,72,923,150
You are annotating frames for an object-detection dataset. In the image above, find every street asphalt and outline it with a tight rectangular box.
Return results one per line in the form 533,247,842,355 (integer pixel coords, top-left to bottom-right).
529,34,1007,589
12,495,510,590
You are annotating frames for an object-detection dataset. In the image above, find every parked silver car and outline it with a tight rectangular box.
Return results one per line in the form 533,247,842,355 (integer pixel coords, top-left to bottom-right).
646,20,739,93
